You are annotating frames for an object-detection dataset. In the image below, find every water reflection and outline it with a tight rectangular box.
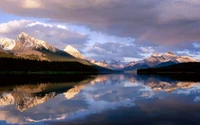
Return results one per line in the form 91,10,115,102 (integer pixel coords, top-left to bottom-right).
0,74,200,125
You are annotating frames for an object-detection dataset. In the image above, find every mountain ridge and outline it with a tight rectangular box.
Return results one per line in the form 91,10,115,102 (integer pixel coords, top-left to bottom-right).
0,32,198,71
123,52,197,71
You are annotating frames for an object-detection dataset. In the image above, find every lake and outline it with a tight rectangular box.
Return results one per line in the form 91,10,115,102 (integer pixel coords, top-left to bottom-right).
0,74,200,125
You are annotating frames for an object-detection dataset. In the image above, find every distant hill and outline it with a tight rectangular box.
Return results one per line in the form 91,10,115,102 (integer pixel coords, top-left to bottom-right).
137,62,200,74
123,52,198,71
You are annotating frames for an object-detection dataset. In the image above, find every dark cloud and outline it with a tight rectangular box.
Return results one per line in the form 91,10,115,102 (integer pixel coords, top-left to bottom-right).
0,0,200,60
1,0,200,45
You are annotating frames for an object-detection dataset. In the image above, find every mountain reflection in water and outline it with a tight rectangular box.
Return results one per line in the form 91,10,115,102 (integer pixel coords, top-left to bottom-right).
0,74,200,125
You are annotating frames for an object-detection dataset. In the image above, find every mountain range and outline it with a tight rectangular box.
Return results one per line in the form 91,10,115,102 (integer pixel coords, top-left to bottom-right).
123,52,197,71
0,32,198,71
0,32,91,65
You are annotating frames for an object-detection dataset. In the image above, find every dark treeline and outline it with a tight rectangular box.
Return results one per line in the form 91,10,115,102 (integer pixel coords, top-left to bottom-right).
0,58,98,72
137,62,200,74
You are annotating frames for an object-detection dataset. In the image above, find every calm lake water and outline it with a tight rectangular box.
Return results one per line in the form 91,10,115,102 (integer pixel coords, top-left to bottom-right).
0,74,200,125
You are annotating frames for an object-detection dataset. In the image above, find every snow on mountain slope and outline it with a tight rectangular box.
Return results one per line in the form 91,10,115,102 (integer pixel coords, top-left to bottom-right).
64,45,85,59
177,56,197,63
13,32,57,52
64,45,126,69
7,32,80,61
87,58,110,68
124,52,198,71
124,61,137,68
0,38,16,50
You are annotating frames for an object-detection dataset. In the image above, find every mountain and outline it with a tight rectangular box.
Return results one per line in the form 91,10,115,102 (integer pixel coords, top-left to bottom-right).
0,47,8,53
0,32,98,66
0,38,15,51
11,32,81,61
0,33,115,73
0,34,121,71
0,46,18,58
63,45,125,69
87,58,126,70
64,45,85,59
0,33,119,72
109,59,126,69
13,32,57,52
0,38,18,58
123,52,198,71
87,58,110,68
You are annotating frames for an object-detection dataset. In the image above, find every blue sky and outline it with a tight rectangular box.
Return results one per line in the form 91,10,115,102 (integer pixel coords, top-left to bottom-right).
0,0,200,62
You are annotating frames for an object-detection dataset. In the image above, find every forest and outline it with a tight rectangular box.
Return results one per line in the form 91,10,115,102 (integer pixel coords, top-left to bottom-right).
0,58,98,73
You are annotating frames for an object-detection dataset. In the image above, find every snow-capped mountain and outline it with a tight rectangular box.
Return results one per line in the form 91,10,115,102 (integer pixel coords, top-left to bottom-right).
64,45,126,69
12,32,57,54
0,32,81,61
122,61,136,69
0,38,16,50
0,47,8,53
123,52,197,71
64,45,85,59
87,58,110,68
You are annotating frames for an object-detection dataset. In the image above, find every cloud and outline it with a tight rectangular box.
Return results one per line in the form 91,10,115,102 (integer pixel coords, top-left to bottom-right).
0,1,200,61
87,42,145,61
1,0,200,45
0,20,89,49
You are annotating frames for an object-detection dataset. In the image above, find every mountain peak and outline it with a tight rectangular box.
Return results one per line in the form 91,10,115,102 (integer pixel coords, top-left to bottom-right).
151,52,161,57
64,45,85,59
14,32,57,53
163,52,176,56
64,45,79,53
18,32,29,38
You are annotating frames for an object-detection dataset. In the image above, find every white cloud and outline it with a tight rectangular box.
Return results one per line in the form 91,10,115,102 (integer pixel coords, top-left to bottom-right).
0,20,89,49
1,0,200,45
0,0,200,61
0,20,33,33
87,42,144,61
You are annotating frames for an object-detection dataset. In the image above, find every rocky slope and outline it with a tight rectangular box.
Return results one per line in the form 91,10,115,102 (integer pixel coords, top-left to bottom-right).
0,32,95,65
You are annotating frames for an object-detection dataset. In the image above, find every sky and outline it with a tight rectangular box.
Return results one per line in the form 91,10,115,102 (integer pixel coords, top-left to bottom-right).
0,0,200,62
